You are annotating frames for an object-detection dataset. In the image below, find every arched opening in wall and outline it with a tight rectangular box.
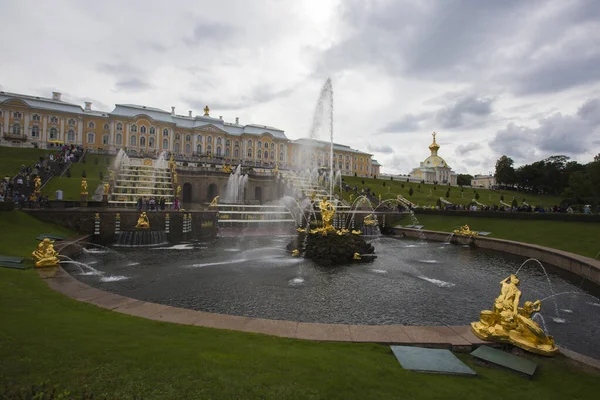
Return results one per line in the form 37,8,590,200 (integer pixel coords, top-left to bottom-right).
183,183,192,203
254,186,262,203
207,183,218,202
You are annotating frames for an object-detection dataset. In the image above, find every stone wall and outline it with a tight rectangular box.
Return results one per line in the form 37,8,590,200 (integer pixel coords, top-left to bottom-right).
392,227,600,285
414,209,600,223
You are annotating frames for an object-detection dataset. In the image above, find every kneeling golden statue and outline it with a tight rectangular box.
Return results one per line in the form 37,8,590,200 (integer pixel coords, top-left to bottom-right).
454,224,478,237
135,212,150,229
471,274,558,356
32,238,59,268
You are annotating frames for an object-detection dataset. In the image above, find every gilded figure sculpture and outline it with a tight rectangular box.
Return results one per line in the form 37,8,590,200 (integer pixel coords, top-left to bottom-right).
363,214,376,226
222,164,232,173
209,196,219,207
454,224,478,237
471,274,558,356
353,252,361,260
204,105,210,116
176,185,181,199
32,238,59,268
351,230,362,235
135,212,150,229
80,178,88,195
291,249,299,257
318,197,336,233
103,183,110,195
34,176,41,194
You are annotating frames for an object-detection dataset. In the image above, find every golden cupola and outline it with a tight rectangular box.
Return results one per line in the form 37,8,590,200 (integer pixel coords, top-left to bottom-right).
428,132,440,156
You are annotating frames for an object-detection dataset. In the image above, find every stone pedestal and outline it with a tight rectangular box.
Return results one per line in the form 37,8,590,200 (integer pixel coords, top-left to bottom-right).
80,193,88,206
102,195,108,202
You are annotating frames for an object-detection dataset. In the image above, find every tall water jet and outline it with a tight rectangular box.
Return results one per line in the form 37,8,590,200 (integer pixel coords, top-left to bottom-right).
222,165,248,204
308,78,334,199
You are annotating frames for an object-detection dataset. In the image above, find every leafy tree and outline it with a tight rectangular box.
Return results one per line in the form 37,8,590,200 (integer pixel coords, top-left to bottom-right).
408,187,414,196
475,192,480,200
445,189,450,198
511,198,518,207
457,174,473,186
383,182,386,187
500,194,504,201
495,155,516,185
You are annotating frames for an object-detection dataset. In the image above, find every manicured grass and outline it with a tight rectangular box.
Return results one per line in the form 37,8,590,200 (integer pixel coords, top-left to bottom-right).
43,154,113,200
400,214,600,259
0,211,74,258
0,147,52,177
0,211,599,399
341,176,564,208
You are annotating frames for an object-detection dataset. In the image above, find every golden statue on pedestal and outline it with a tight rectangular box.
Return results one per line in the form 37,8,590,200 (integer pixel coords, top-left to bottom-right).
135,212,150,229
103,183,110,195
209,196,219,207
363,214,376,226
34,176,41,194
318,197,336,234
353,252,361,260
291,249,299,257
222,164,232,173
204,105,210,116
32,238,59,268
80,178,88,195
454,224,478,237
471,274,558,356
176,185,182,199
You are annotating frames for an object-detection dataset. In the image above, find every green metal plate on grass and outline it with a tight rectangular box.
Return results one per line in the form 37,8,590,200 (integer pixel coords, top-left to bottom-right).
471,345,537,377
391,346,477,376
0,255,24,263
35,234,67,241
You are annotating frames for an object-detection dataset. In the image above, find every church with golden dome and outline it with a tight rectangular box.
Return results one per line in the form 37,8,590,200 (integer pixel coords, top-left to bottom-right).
410,132,457,185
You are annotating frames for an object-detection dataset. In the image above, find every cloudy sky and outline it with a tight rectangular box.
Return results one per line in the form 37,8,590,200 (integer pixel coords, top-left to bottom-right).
1,0,599,175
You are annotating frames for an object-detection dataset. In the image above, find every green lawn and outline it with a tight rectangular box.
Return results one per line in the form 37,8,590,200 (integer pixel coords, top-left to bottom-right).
398,214,600,259
43,154,113,200
0,147,52,177
341,176,564,208
0,210,599,399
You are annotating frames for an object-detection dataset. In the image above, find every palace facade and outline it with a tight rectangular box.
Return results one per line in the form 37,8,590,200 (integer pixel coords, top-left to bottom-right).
409,132,457,185
0,90,379,178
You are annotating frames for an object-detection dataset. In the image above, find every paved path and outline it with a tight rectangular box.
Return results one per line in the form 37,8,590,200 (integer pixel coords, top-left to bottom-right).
39,266,487,352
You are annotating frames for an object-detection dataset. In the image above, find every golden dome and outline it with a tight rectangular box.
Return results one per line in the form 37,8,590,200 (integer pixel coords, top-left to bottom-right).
428,132,440,154
423,155,449,168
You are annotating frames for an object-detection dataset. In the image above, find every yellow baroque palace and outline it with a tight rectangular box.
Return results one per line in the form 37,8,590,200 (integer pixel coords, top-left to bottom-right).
0,90,380,178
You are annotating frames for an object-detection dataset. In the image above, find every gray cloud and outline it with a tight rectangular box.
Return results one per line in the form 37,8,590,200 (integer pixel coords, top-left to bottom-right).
184,20,237,47
378,113,428,133
435,96,493,129
490,98,600,161
455,143,483,156
115,78,152,92
97,63,152,92
367,144,394,154
185,83,297,111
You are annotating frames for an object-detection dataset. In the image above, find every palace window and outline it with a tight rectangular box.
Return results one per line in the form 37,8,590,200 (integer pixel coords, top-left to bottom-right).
280,152,284,161
149,127,155,135
116,133,123,145
87,133,95,144
149,137,154,147
226,140,230,146
206,145,212,155
175,134,180,140
264,151,268,159
185,143,191,153
271,151,274,159
162,138,168,149
234,149,239,158
235,141,239,147
217,137,222,145
13,112,22,119
264,142,269,149
196,144,202,153
68,130,76,142
32,114,41,122
186,135,191,142
257,149,262,158
31,126,40,138
140,126,146,134
162,128,168,136
88,121,95,129
257,141,262,148
116,122,123,131
130,135,136,145
104,123,110,131
103,135,109,145
197,135,202,142
131,124,137,133
271,143,274,149
216,147,222,156
247,140,252,148
225,148,230,157
50,116,58,124
49,127,58,140
247,149,252,158
174,142,180,153
207,136,212,144
140,136,146,146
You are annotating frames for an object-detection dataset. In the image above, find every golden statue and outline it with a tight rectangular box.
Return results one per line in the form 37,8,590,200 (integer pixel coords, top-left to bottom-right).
109,170,115,181
80,178,88,195
176,185,181,199
351,230,362,235
291,249,299,257
454,224,478,237
204,105,210,116
209,196,219,207
222,164,232,173
135,212,150,229
103,183,110,195
32,238,59,268
34,176,41,194
353,252,361,260
349,194,354,203
274,164,279,175
297,227,306,233
471,274,558,356
363,214,377,226
318,197,336,233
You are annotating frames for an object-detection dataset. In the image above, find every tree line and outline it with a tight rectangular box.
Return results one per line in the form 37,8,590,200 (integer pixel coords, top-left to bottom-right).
494,154,600,206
